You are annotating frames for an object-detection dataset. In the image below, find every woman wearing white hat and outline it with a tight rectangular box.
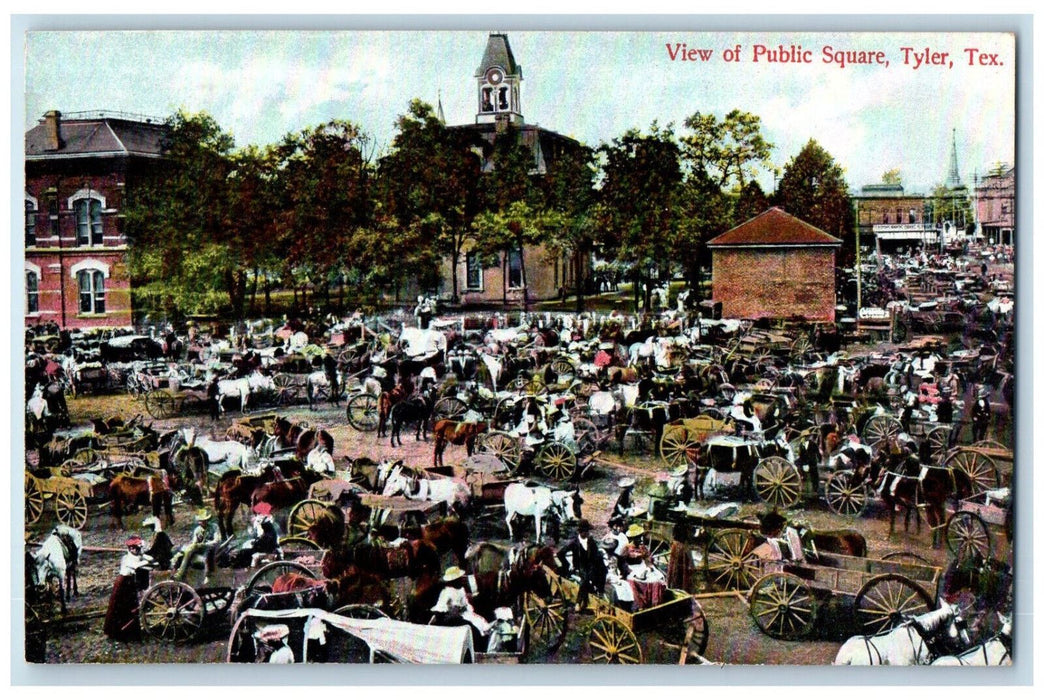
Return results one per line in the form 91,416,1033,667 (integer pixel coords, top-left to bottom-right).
430,566,491,638
611,477,640,523
256,624,294,664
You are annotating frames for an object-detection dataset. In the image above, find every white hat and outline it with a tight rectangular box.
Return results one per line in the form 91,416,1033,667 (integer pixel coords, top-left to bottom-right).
442,566,466,582
256,624,290,642
618,477,636,489
494,607,515,622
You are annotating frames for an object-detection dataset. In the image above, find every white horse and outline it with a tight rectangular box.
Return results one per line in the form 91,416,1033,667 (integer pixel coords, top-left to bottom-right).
833,600,969,665
382,470,470,512
932,612,1012,666
27,525,82,614
213,370,274,414
178,427,257,477
503,482,582,543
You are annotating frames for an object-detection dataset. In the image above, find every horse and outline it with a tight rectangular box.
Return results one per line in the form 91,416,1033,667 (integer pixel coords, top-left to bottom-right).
755,511,868,558
503,482,583,543
932,612,1012,665
213,370,274,414
464,541,557,620
213,463,300,538
431,419,489,468
877,463,973,547
295,427,334,463
27,526,82,614
109,470,177,530
377,384,409,438
272,417,307,453
833,600,969,665
406,516,470,567
389,391,435,447
382,469,471,514
250,471,325,514
174,427,257,495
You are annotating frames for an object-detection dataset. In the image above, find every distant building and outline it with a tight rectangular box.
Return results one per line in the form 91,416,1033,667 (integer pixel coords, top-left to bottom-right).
708,207,841,322
851,183,937,252
440,33,586,306
25,110,167,329
975,165,1014,245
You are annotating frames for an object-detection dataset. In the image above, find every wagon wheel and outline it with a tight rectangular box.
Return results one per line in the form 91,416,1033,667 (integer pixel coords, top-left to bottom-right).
752,457,802,509
750,346,774,373
550,358,576,380
971,439,1009,453
287,500,339,538
345,393,380,432
824,471,869,517
925,426,951,464
718,383,738,403
54,488,88,528
945,511,993,563
572,417,606,455
139,580,205,643
67,447,97,469
854,574,934,635
947,450,1001,495
790,335,812,361
535,441,577,482
125,375,141,398
523,591,566,651
588,614,642,664
862,415,902,448
660,600,709,663
145,390,176,419
243,560,318,597
749,572,817,640
25,474,44,524
333,603,389,619
647,536,671,572
659,425,697,468
272,373,298,406
432,396,469,423
704,529,760,591
881,551,932,565
278,535,322,550
477,431,522,474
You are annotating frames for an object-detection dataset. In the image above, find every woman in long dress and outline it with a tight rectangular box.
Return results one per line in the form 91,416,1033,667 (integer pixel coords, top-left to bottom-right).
103,535,153,640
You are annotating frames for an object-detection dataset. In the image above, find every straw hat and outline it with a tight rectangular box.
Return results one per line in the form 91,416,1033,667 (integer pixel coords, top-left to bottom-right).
195,508,212,522
626,524,646,538
256,624,290,643
442,566,467,582
670,464,688,478
617,477,636,489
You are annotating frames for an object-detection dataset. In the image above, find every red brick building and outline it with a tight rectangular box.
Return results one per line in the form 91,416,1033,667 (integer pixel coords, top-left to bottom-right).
975,165,1014,245
708,207,841,322
25,110,167,330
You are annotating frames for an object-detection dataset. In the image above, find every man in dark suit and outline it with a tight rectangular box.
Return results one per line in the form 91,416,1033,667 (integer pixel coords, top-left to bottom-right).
556,519,607,612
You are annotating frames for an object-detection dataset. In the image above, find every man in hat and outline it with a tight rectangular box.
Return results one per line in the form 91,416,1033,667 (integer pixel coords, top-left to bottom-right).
936,386,955,425
972,385,991,442
322,348,341,407
430,566,491,637
556,519,607,612
173,509,222,584
256,624,295,664
238,502,281,568
665,464,693,505
103,535,155,640
611,477,640,523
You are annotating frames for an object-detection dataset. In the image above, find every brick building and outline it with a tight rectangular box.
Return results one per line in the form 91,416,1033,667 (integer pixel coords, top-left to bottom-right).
25,110,167,329
975,165,1014,245
440,33,586,306
708,207,841,322
851,183,938,252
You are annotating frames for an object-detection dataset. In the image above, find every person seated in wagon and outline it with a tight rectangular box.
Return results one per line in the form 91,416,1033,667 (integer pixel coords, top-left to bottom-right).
255,624,295,664
172,508,221,584
430,566,492,640
237,502,282,568
611,477,643,523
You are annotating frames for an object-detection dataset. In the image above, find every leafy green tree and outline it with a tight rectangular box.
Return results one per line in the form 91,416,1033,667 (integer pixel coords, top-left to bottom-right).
774,139,855,263
734,179,771,224
881,168,902,185
540,143,597,311
680,110,773,190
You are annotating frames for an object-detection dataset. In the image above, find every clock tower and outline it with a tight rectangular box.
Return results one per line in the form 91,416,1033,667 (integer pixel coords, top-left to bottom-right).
475,33,523,125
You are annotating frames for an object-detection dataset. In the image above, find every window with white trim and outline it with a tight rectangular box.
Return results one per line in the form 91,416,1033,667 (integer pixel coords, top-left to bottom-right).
75,197,103,246
25,199,37,247
77,269,105,314
26,270,39,313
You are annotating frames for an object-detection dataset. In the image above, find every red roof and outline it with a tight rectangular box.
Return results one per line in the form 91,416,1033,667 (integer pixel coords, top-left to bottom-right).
708,207,841,247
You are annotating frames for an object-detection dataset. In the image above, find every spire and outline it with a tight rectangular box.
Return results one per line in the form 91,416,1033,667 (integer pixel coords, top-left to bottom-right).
945,129,962,189
437,89,445,124
475,32,523,125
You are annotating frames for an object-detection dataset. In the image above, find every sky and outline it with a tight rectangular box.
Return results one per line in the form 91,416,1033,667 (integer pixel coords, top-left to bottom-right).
23,29,1015,195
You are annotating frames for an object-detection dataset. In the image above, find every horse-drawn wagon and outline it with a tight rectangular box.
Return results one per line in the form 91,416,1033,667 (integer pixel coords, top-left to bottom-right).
287,486,447,543
945,488,1012,563
24,470,95,529
474,428,600,483
524,565,708,664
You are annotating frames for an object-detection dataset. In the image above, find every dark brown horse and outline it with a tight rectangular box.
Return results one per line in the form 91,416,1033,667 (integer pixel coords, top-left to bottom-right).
404,516,470,566
431,420,488,468
878,465,973,547
295,428,334,463
378,384,408,438
249,471,324,513
212,461,305,538
109,471,178,529
464,541,557,621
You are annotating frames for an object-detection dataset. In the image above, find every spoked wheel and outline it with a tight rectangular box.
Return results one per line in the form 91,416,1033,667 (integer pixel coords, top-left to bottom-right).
55,488,87,528
659,425,696,468
243,560,318,597
647,537,671,572
145,390,176,419
881,551,932,565
523,591,566,655
346,393,380,432
139,580,205,643
535,441,578,482
749,572,818,640
477,431,522,474
572,417,608,455
588,615,643,664
278,535,322,551
550,358,576,381
854,574,934,635
334,604,389,619
945,511,993,563
432,396,469,423
947,450,1001,495
704,529,760,591
925,426,952,464
660,599,709,664
25,474,44,524
287,499,339,538
272,374,298,406
862,415,902,449
824,470,869,516
752,457,802,509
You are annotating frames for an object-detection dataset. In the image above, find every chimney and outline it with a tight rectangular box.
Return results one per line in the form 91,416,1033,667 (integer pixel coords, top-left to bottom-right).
43,110,63,151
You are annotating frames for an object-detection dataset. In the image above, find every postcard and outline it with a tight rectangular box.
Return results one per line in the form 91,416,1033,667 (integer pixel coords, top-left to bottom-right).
21,26,1016,671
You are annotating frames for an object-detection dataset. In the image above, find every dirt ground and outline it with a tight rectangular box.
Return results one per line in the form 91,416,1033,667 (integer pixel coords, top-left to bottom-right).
24,384,999,666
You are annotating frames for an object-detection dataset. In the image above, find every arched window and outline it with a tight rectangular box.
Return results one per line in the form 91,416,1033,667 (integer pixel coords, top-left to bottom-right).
77,269,105,314
25,197,37,247
75,197,103,245
26,270,39,314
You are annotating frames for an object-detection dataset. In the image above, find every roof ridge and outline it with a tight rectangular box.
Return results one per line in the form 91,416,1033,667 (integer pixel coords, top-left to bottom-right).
102,121,129,154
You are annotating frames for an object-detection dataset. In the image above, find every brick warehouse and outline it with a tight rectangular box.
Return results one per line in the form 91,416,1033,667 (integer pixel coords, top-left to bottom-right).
25,110,168,330
707,207,841,322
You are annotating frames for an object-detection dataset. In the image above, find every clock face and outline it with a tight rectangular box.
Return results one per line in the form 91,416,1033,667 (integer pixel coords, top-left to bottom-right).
486,68,504,85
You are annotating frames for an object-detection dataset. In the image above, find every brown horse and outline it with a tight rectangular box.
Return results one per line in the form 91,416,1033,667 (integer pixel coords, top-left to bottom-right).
878,465,973,547
249,472,324,513
272,417,306,453
378,384,408,438
109,471,177,529
295,428,334,463
406,516,470,566
464,541,557,621
431,420,488,468
213,461,304,538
